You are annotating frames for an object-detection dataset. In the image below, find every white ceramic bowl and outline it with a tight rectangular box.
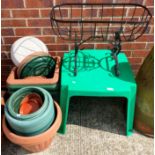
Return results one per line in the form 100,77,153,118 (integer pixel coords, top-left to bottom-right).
11,36,49,66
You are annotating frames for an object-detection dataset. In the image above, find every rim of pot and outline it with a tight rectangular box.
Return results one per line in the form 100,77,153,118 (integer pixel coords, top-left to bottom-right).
6,87,51,119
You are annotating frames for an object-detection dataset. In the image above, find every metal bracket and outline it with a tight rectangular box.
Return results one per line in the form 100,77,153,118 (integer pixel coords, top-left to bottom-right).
112,31,122,76
74,33,79,76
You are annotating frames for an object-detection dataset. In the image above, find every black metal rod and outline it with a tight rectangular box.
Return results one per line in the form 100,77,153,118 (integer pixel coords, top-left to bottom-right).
59,6,63,19
74,33,78,76
113,54,120,76
80,4,83,41
51,19,148,24
101,4,103,20
69,5,72,39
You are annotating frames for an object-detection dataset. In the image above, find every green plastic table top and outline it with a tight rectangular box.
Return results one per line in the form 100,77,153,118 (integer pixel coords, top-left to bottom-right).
61,49,136,96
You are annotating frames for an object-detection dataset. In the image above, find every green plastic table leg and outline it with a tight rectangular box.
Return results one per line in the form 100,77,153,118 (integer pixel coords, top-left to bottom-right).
58,85,70,134
126,86,137,136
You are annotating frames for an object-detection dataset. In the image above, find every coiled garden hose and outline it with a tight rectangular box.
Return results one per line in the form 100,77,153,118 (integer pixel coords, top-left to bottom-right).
4,87,55,136
19,56,56,79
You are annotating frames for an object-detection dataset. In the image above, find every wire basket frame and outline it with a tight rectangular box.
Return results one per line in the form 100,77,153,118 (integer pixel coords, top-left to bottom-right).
50,3,152,45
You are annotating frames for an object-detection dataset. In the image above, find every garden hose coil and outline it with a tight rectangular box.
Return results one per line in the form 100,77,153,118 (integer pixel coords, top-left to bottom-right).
5,87,55,136
19,55,56,79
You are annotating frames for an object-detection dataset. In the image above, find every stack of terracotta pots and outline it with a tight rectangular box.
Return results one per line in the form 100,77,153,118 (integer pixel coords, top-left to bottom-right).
3,87,62,152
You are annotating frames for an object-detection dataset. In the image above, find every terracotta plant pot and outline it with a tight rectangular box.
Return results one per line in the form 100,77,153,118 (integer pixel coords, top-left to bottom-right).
2,101,62,153
1,90,6,107
6,56,60,92
19,93,42,115
1,90,6,137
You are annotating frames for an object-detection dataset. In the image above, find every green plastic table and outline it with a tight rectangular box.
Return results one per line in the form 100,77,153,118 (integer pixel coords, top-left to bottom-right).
59,49,137,136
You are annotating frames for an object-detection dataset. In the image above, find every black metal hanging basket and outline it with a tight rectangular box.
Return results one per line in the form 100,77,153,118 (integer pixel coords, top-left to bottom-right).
50,3,152,44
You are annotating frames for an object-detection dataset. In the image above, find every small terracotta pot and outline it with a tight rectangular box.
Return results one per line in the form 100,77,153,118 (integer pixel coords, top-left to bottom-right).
19,93,42,115
7,56,60,85
2,101,62,153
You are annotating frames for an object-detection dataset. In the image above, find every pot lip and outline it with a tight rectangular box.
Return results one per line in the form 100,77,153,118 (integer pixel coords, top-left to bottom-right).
2,101,62,145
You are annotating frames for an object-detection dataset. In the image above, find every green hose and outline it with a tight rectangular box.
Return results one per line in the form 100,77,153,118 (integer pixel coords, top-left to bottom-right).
20,56,56,79
5,87,55,136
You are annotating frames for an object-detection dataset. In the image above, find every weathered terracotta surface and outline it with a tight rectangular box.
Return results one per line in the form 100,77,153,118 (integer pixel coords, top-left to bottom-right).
1,91,6,137
2,101,62,153
1,91,6,106
7,56,60,85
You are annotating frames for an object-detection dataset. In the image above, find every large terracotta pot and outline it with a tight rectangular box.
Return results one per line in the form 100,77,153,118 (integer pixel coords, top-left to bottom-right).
2,101,62,153
134,47,154,137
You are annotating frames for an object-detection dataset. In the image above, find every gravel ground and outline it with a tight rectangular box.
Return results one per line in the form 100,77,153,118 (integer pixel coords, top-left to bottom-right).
2,97,154,155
